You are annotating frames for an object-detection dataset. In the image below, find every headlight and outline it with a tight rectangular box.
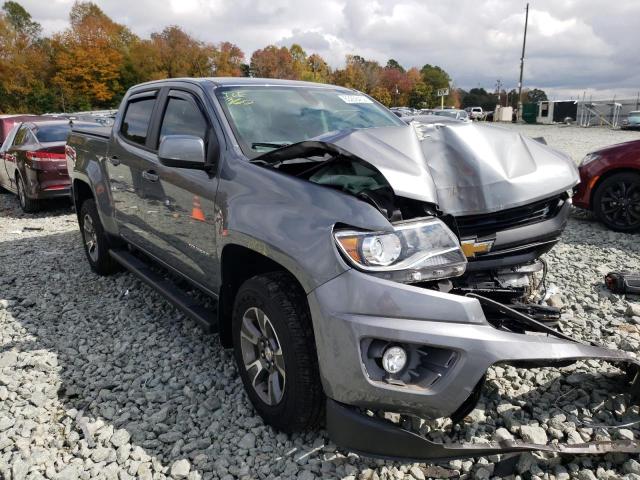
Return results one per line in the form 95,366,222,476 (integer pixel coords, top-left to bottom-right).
334,218,467,283
580,153,600,167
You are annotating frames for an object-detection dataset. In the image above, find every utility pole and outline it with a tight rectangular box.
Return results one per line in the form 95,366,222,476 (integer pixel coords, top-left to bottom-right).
517,3,529,122
495,79,503,106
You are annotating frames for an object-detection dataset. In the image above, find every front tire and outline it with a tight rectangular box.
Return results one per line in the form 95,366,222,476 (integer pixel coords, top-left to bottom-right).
593,172,640,232
16,174,39,213
232,272,324,432
79,199,121,275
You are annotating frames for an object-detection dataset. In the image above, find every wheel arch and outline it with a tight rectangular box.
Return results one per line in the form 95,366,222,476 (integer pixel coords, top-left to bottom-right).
218,244,308,348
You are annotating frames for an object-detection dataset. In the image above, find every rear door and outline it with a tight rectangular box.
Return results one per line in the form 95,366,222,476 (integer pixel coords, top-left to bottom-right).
141,87,220,291
106,90,160,249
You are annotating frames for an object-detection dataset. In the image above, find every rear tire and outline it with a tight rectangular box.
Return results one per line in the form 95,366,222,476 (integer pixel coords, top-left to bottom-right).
79,198,121,275
16,174,39,213
593,172,640,232
232,272,324,432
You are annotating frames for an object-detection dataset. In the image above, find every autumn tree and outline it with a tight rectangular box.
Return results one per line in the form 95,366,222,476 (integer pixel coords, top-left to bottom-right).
213,41,244,76
370,86,392,106
51,2,133,110
250,45,296,79
305,53,331,83
0,2,51,113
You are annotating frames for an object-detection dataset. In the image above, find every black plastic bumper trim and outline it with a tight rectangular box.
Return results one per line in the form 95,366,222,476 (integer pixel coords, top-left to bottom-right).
326,399,640,461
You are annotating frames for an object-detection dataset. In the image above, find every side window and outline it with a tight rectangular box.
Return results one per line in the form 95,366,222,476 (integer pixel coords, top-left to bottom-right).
159,96,208,144
121,97,156,146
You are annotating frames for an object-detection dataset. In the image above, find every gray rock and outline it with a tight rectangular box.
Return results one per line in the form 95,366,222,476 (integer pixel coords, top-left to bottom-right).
617,429,635,440
493,428,514,443
520,425,548,444
624,460,640,475
110,429,131,448
0,351,18,368
578,470,598,480
0,416,15,432
171,459,191,479
626,304,640,317
237,432,256,449
409,466,425,480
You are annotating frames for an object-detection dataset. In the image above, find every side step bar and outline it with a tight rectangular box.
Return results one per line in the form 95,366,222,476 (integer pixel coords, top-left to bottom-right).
109,249,218,333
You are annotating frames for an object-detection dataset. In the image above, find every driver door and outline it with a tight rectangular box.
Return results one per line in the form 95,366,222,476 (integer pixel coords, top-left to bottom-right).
142,89,220,291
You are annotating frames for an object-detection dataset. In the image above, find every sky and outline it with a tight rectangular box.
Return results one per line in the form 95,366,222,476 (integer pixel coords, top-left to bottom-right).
18,0,640,100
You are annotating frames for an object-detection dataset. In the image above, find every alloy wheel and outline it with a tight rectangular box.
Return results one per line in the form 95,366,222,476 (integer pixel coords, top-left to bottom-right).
83,213,99,262
239,307,286,406
599,180,640,229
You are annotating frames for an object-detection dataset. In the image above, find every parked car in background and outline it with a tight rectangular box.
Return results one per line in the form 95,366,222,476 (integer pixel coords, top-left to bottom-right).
0,119,77,212
0,115,52,147
573,140,640,232
432,109,469,121
465,106,485,120
621,111,640,130
390,107,418,117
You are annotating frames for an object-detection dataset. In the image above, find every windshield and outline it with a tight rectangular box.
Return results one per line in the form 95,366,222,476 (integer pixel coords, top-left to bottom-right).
629,112,640,118
215,85,404,157
33,123,71,143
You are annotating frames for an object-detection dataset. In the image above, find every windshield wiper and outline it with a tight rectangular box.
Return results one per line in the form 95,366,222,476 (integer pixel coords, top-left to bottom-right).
251,142,291,150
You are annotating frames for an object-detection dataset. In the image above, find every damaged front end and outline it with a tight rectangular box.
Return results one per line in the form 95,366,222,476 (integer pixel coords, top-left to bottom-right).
252,125,639,460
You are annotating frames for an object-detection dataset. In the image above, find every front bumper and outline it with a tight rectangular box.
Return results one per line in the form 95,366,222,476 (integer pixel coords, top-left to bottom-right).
327,399,640,461
309,270,640,458
309,269,639,419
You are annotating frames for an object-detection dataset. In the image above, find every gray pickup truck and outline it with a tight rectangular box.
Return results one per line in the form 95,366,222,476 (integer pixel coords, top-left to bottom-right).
67,77,639,460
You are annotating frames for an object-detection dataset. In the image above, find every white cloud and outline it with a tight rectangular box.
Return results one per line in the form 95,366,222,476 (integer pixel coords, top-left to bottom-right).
14,0,640,96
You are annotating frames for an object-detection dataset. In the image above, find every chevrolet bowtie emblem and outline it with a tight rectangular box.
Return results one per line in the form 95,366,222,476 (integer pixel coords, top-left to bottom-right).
461,238,495,258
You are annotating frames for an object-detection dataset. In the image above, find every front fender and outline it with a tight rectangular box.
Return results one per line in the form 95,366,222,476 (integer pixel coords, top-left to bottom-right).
216,155,392,293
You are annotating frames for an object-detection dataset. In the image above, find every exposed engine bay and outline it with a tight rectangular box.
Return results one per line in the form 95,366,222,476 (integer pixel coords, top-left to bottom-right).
251,121,577,326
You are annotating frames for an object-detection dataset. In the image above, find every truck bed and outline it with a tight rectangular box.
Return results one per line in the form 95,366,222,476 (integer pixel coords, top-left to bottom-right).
70,122,111,139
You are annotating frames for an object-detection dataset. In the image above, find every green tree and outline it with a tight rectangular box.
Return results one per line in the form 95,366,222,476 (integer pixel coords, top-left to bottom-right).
420,64,450,106
407,81,432,109
2,1,40,38
385,58,404,73
526,88,548,103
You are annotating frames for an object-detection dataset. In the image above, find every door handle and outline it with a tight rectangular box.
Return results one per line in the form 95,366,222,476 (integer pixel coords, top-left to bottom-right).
142,170,159,182
109,155,120,166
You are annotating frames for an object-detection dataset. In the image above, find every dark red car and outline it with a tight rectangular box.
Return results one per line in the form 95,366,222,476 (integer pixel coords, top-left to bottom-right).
573,139,640,232
0,120,73,212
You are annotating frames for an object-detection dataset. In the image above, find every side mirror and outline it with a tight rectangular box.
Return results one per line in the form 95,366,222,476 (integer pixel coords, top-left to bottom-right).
158,135,205,169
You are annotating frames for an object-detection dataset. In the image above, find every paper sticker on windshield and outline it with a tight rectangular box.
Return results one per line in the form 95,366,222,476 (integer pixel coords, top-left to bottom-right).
338,95,373,104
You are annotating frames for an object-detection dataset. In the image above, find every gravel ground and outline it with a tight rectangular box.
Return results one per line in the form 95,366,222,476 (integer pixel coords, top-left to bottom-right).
1,126,640,480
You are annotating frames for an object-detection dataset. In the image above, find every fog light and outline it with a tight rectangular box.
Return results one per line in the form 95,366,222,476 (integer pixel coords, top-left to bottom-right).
382,346,407,374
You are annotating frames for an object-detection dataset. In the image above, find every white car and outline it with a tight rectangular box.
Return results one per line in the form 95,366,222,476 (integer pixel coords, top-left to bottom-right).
465,106,485,120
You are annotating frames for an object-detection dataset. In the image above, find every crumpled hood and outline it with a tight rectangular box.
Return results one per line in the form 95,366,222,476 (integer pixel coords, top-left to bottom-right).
254,121,579,217
410,117,580,215
312,126,439,204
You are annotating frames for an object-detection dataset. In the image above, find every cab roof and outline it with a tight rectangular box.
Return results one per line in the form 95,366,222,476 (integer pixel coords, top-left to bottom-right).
132,77,355,91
